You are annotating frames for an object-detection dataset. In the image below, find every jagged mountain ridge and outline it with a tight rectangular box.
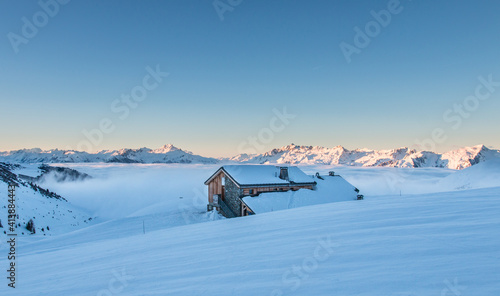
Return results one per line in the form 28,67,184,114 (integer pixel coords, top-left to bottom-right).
0,144,217,164
227,144,500,170
0,144,498,170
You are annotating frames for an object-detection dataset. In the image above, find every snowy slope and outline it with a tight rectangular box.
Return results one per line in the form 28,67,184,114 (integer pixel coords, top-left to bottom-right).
0,163,94,238
0,144,217,164
0,184,94,238
1,186,498,295
228,144,500,169
437,158,500,190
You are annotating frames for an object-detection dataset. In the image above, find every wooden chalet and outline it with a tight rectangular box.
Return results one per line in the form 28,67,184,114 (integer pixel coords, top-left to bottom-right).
204,165,317,217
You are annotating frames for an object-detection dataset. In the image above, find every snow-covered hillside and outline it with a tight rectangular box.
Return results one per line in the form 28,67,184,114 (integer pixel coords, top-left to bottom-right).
0,144,217,164
1,186,498,295
437,158,500,190
0,163,94,238
228,144,500,170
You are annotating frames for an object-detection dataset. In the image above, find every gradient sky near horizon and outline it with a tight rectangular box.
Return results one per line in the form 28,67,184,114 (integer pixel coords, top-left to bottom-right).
1,0,500,157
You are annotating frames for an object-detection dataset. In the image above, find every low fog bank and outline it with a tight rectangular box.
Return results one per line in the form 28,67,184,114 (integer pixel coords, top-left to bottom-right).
40,164,219,220
39,161,500,220
301,165,454,196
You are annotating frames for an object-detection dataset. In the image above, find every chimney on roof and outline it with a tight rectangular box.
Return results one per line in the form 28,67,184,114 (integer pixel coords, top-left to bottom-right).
279,167,289,181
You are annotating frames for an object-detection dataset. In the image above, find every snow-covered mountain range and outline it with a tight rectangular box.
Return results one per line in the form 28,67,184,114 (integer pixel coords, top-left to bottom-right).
0,144,498,170
0,144,216,165
230,144,500,170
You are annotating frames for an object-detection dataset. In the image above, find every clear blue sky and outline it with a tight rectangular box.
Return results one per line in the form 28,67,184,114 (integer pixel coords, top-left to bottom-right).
1,0,499,157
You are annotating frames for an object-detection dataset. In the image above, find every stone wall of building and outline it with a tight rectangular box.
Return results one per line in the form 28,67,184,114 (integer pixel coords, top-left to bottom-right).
224,177,242,216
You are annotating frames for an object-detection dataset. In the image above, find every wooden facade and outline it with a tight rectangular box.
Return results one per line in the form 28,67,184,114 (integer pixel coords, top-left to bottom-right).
207,170,225,204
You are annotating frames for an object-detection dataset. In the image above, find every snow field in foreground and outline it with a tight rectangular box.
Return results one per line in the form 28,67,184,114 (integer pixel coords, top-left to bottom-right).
0,186,499,295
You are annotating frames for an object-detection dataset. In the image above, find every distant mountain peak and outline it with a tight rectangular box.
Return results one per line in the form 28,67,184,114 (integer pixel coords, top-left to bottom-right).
279,143,303,151
152,144,181,154
14,148,43,154
474,144,489,152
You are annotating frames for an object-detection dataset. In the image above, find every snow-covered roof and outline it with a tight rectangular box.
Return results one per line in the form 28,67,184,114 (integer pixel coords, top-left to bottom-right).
204,165,315,186
242,175,358,214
